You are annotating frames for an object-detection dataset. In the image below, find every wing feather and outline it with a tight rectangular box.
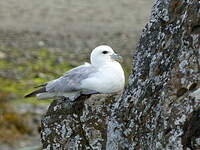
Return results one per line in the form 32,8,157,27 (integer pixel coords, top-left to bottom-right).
46,63,97,92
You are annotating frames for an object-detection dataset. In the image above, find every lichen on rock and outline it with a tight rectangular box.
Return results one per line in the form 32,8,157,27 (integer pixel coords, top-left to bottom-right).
107,0,200,149
41,94,121,150
41,0,200,149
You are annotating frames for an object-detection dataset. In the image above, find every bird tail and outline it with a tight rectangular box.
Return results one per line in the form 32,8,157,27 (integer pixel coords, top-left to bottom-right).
34,83,47,88
24,87,46,98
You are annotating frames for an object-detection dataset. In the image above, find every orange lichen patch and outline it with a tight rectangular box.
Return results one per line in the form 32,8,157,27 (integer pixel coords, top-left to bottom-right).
0,105,32,145
170,1,182,11
0,91,10,102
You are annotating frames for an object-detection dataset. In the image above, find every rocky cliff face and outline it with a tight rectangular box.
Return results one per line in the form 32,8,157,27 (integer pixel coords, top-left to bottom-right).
41,0,200,149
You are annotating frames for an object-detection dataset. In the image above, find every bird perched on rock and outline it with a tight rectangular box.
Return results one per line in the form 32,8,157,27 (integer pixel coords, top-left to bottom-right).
25,45,125,100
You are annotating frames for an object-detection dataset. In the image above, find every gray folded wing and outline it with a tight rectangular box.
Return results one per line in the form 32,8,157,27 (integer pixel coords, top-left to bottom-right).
46,64,97,92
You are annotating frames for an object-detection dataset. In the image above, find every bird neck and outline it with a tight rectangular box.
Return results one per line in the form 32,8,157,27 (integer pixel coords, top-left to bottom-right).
92,61,121,68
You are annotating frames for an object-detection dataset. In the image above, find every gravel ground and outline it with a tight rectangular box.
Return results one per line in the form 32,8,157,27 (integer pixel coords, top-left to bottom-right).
0,0,153,61
0,0,153,34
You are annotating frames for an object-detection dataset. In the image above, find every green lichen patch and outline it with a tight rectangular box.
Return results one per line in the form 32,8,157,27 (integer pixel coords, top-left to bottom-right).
0,47,74,145
0,47,73,104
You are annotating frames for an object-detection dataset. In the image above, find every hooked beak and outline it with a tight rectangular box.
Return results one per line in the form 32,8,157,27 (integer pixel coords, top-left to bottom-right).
111,53,123,62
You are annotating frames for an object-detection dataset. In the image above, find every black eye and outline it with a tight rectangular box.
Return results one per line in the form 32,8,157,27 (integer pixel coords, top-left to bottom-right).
102,51,108,54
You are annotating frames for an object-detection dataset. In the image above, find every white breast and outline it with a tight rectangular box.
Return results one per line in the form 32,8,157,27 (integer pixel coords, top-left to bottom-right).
80,62,125,93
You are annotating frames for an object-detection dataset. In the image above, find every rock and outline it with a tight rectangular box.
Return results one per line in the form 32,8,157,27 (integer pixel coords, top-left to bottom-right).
38,41,45,47
41,94,121,150
107,0,200,149
41,0,200,149
0,51,6,59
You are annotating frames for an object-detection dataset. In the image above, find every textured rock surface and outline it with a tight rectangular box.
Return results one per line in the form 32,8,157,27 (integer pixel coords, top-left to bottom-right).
41,94,121,150
41,0,200,149
107,0,200,149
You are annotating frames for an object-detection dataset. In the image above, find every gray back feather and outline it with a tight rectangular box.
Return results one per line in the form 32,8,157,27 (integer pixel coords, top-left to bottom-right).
46,64,97,92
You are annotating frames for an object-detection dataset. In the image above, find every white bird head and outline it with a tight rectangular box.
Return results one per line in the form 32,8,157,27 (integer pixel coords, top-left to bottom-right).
90,45,122,67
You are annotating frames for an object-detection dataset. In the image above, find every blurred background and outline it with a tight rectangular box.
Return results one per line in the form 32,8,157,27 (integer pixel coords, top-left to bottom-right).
0,0,153,149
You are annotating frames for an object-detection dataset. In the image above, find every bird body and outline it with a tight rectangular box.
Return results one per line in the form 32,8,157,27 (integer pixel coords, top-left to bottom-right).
80,61,124,93
25,45,125,100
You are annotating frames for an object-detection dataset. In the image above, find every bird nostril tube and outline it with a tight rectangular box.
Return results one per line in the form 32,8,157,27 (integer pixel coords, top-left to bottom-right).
111,53,123,62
